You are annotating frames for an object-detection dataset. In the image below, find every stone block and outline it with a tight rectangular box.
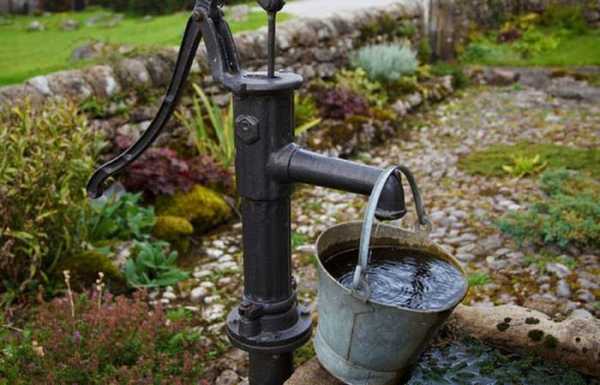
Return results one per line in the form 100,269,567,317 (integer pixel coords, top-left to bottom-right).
285,358,343,385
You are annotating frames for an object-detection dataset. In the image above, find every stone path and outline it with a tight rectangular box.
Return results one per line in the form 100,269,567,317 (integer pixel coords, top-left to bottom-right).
161,83,600,384
279,0,407,18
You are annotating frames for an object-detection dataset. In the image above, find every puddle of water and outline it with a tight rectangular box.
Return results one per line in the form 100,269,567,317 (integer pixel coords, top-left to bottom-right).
408,337,597,385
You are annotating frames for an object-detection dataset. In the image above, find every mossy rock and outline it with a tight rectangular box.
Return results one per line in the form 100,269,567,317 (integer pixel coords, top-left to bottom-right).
153,215,194,240
458,142,600,178
156,185,232,234
153,215,194,254
56,249,128,293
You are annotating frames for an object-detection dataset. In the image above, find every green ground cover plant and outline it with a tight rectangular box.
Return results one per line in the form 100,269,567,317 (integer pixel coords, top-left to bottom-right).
0,289,208,385
458,142,600,179
497,169,600,250
124,241,189,288
0,7,286,86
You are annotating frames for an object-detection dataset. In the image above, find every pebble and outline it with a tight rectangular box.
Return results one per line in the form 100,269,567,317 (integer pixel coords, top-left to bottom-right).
204,295,221,305
494,248,512,257
200,281,216,290
546,263,571,279
193,270,212,280
203,304,226,323
206,248,222,259
456,253,476,263
216,369,240,385
297,244,317,254
218,277,234,287
162,291,177,300
219,261,239,272
556,279,572,298
190,287,209,303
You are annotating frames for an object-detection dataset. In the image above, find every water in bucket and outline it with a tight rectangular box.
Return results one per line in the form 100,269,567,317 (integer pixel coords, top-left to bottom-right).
325,247,467,310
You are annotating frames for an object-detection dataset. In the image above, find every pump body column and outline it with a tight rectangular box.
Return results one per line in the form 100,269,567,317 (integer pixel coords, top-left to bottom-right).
226,73,312,385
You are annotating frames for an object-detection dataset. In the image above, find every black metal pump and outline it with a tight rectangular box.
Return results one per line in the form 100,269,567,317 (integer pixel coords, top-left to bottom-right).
87,2,414,384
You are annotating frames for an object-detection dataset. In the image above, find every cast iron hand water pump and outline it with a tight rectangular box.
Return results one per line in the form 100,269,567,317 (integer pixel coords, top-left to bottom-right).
87,1,417,384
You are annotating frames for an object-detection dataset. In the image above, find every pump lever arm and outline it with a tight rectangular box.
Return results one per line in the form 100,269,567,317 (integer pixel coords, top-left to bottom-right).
87,0,241,199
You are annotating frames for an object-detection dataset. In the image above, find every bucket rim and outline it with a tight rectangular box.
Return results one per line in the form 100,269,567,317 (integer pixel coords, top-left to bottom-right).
315,221,469,314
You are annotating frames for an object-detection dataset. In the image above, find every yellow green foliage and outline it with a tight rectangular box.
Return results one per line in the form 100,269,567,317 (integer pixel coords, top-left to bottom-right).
156,185,232,234
153,216,194,240
56,249,127,293
0,101,103,295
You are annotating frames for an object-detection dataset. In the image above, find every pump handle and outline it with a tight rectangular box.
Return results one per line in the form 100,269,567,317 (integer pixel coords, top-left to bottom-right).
87,0,241,199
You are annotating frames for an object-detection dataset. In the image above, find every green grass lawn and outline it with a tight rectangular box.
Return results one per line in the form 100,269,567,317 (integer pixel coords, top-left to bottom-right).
0,7,285,86
461,28,600,68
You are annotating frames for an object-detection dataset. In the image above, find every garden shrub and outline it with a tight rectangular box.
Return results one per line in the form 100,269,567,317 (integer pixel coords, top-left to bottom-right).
497,169,600,250
311,84,370,120
115,136,234,198
334,68,388,107
353,44,418,83
539,4,588,33
458,142,600,178
0,290,208,384
295,94,320,128
180,85,236,169
430,63,470,89
0,101,103,298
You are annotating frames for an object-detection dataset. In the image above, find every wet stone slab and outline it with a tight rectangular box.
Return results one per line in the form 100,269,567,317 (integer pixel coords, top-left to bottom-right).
286,338,598,385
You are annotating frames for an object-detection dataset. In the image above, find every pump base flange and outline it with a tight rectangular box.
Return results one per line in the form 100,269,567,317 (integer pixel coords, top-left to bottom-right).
226,304,312,355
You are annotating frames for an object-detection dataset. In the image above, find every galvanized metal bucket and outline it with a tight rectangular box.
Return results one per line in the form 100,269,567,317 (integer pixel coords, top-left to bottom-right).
314,166,468,385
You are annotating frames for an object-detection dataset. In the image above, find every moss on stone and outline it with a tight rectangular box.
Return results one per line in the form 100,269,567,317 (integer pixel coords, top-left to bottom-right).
543,334,559,349
153,215,194,254
528,329,545,342
458,142,600,178
56,249,127,293
497,322,510,332
156,185,232,234
153,215,194,240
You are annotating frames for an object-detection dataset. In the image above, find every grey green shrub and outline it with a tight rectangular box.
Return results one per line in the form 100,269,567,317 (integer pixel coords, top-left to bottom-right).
497,169,600,249
353,44,418,83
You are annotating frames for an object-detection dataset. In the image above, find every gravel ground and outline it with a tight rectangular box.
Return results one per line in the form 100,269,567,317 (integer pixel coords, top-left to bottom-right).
155,84,600,384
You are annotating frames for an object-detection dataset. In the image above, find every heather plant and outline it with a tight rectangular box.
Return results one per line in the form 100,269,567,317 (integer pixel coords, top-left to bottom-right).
497,170,600,250
115,136,234,198
353,44,418,83
312,85,370,120
0,101,103,299
0,289,207,385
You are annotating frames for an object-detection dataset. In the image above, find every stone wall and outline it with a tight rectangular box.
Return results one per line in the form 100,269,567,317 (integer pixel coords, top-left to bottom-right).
2,0,598,108
0,1,424,109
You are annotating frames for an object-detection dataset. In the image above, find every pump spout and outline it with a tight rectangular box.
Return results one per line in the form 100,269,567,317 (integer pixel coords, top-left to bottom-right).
269,144,408,220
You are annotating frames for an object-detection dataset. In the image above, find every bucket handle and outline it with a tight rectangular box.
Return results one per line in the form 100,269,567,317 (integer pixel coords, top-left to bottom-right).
351,166,432,294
